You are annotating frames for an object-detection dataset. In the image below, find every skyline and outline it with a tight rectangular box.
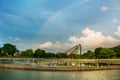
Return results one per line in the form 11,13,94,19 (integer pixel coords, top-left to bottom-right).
0,0,120,52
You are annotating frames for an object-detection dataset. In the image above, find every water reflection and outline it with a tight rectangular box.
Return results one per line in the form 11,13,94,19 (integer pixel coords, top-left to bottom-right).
0,69,120,80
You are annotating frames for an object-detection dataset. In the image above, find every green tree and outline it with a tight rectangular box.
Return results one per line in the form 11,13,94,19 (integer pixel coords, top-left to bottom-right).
100,48,114,58
2,43,17,56
95,47,103,59
25,49,34,57
34,49,46,58
82,50,95,59
20,49,34,57
95,47,116,59
0,47,1,53
46,52,56,58
0,47,2,54
113,45,120,57
56,52,67,58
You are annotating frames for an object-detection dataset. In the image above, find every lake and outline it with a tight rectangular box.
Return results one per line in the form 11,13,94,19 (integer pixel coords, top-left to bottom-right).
0,69,120,80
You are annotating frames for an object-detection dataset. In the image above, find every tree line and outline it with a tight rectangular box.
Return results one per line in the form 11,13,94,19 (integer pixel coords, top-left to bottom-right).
0,43,120,59
0,43,66,58
82,45,120,59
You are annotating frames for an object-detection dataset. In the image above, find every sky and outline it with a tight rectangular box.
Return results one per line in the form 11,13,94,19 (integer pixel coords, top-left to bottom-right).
0,0,120,53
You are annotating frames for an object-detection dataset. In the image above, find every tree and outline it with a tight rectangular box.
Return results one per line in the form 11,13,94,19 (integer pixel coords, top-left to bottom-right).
82,50,95,59
113,45,120,57
20,49,34,57
95,47,116,59
56,52,67,58
95,47,103,59
25,49,34,57
46,52,56,58
100,48,115,58
0,47,1,53
34,49,46,58
0,47,3,56
2,43,17,56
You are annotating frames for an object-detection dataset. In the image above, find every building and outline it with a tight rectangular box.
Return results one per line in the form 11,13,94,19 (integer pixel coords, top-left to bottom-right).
65,44,82,56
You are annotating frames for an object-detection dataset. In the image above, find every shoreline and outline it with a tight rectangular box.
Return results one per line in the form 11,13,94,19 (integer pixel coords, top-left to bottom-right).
0,58,120,71
0,64,120,71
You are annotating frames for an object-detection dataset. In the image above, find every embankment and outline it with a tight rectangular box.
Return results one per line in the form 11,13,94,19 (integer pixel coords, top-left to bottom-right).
0,64,120,71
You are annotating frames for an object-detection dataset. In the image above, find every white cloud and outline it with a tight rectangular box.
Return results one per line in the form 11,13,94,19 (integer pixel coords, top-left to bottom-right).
69,27,120,49
14,37,21,42
69,36,80,43
115,26,120,39
100,6,108,12
38,41,72,52
39,42,62,49
104,36,119,47
112,18,118,23
38,27,120,52
9,37,21,42
39,42,53,49
0,39,4,45
69,27,105,48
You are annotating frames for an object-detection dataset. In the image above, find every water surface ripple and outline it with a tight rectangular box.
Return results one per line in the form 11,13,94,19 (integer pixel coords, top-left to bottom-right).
0,69,120,80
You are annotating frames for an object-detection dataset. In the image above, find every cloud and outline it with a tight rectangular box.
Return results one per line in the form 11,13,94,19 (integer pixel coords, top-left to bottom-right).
9,37,21,42
39,42,53,49
3,12,19,19
14,37,21,42
38,41,71,52
103,36,119,47
69,27,120,49
100,6,108,12
39,42,63,49
69,27,105,48
38,27,120,52
115,26,120,39
112,18,118,23
0,39,4,45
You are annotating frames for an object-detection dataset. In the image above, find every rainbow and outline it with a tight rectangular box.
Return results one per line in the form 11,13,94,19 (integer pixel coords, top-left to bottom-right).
40,0,86,30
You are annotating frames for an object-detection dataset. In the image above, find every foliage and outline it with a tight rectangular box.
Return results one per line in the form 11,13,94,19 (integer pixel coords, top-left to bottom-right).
95,47,103,58
0,43,120,59
82,50,95,59
56,52,67,58
2,43,17,56
0,47,5,56
113,45,120,57
0,47,1,53
46,52,56,58
95,47,116,59
34,49,46,58
20,49,34,57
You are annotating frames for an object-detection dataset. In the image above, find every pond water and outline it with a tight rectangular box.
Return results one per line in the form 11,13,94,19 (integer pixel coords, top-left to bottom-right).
0,60,119,67
0,69,120,80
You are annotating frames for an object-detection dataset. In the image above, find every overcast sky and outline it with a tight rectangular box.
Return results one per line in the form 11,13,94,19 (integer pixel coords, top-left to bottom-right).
0,0,120,52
